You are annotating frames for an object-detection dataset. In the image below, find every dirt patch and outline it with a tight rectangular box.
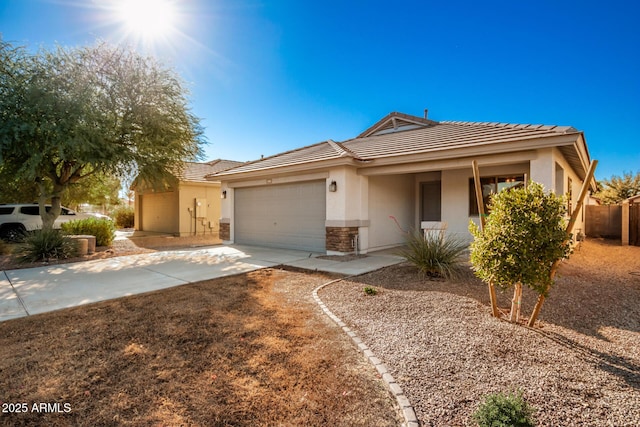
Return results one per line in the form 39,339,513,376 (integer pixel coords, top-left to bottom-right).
319,239,640,426
0,269,402,426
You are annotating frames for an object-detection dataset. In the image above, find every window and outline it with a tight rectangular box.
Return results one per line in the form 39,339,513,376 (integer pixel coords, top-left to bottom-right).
20,206,41,215
421,181,441,221
0,207,15,215
469,175,525,215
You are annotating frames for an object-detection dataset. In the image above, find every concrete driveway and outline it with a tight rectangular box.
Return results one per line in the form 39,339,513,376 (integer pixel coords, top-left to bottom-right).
0,245,403,322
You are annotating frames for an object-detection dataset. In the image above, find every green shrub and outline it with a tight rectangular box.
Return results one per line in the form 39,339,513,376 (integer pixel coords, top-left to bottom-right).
17,229,77,263
112,206,134,228
363,286,378,296
472,390,536,427
399,229,469,279
61,218,116,246
469,181,571,296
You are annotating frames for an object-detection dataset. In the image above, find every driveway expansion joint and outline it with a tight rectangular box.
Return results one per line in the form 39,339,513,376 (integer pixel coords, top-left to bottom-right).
312,277,419,427
3,270,30,316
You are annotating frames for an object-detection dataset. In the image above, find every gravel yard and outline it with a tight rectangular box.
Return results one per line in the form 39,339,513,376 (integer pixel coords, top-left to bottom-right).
319,239,640,426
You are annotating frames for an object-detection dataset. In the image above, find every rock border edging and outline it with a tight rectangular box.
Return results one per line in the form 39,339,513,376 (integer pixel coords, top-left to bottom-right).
312,277,419,427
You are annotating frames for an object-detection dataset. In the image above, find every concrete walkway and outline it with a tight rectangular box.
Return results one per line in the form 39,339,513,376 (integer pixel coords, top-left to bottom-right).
0,245,403,322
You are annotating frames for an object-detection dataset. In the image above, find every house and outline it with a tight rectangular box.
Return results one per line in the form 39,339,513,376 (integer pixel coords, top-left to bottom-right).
134,159,243,237
211,112,595,254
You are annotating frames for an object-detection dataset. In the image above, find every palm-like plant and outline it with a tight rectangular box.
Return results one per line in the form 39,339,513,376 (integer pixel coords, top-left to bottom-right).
400,229,469,279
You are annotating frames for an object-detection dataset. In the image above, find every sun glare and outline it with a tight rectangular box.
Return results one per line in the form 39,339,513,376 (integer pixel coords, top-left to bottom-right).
114,0,179,48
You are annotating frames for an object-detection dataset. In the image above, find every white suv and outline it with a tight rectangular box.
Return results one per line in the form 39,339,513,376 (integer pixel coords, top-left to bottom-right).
0,203,91,241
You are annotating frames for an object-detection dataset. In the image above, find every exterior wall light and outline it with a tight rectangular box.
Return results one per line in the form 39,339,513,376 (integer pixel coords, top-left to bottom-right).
221,190,227,199
328,180,337,192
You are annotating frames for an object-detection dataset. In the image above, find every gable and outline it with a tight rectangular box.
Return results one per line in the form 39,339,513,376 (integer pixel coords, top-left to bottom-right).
357,111,437,138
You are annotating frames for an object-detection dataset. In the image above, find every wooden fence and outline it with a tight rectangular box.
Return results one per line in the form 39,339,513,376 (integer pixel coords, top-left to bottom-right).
631,203,640,246
585,205,622,239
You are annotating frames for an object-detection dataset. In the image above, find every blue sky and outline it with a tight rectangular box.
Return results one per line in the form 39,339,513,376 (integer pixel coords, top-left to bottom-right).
1,0,638,181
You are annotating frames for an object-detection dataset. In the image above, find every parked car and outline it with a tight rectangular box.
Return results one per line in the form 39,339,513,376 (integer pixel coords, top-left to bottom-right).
84,212,113,221
0,203,92,241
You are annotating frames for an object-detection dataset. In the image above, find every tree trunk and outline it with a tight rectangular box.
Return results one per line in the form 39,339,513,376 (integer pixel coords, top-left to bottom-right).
488,281,499,318
527,262,560,327
37,181,64,231
528,294,545,327
509,282,522,323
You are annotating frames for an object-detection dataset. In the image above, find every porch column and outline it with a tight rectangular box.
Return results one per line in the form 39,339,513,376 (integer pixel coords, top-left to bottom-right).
530,148,555,192
325,167,369,254
219,183,233,244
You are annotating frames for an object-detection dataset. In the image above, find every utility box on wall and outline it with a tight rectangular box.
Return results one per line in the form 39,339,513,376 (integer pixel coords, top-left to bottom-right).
195,198,207,218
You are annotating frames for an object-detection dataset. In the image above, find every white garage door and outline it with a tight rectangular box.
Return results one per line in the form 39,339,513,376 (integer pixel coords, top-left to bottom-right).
235,181,326,252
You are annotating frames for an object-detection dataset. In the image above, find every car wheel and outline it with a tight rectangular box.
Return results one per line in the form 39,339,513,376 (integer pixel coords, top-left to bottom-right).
1,225,26,242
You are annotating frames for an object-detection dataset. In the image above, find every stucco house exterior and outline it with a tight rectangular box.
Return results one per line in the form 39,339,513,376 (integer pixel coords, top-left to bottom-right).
211,112,595,254
134,159,242,237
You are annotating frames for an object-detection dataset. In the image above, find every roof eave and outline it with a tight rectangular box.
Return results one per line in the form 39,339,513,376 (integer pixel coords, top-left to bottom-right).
213,157,364,182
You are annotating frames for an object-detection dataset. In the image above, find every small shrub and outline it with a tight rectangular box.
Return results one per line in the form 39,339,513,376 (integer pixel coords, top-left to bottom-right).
0,240,12,255
112,206,134,228
17,229,77,263
472,390,536,427
363,286,378,296
400,229,469,279
61,218,116,246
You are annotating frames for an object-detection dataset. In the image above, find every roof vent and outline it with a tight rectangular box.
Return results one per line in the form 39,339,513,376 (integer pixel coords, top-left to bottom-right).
424,108,429,119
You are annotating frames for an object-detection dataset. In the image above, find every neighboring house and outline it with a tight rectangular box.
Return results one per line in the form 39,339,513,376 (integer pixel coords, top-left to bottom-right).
626,194,640,204
134,159,243,236
211,112,595,254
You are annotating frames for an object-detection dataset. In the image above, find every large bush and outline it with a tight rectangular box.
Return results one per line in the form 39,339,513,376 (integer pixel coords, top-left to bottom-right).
400,229,468,279
17,229,77,263
469,181,571,323
111,206,134,228
472,390,536,427
61,218,115,246
469,182,570,295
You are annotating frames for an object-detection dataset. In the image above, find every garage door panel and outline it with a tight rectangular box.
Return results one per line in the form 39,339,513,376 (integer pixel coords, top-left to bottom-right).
235,181,326,252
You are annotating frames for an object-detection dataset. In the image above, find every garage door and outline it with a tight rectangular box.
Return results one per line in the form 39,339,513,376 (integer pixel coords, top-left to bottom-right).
234,181,326,252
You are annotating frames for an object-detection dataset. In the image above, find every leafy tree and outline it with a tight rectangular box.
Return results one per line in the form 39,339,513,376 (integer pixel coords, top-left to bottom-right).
0,163,40,203
593,171,640,205
469,182,571,323
0,40,204,229
0,164,121,211
61,172,121,211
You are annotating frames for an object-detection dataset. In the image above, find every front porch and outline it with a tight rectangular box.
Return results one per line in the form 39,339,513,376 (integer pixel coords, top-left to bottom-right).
331,148,581,255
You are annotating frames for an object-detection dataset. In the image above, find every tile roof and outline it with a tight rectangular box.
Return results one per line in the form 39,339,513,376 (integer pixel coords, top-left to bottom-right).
213,113,586,178
181,159,244,182
212,140,359,175
344,121,580,160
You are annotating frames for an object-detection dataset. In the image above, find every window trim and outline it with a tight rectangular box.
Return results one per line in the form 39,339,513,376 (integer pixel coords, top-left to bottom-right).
469,174,526,216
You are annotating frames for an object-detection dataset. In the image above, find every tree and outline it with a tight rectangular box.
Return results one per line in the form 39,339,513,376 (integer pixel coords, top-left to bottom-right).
61,172,121,211
469,182,572,323
0,163,40,203
0,163,121,212
593,171,640,205
0,40,204,229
